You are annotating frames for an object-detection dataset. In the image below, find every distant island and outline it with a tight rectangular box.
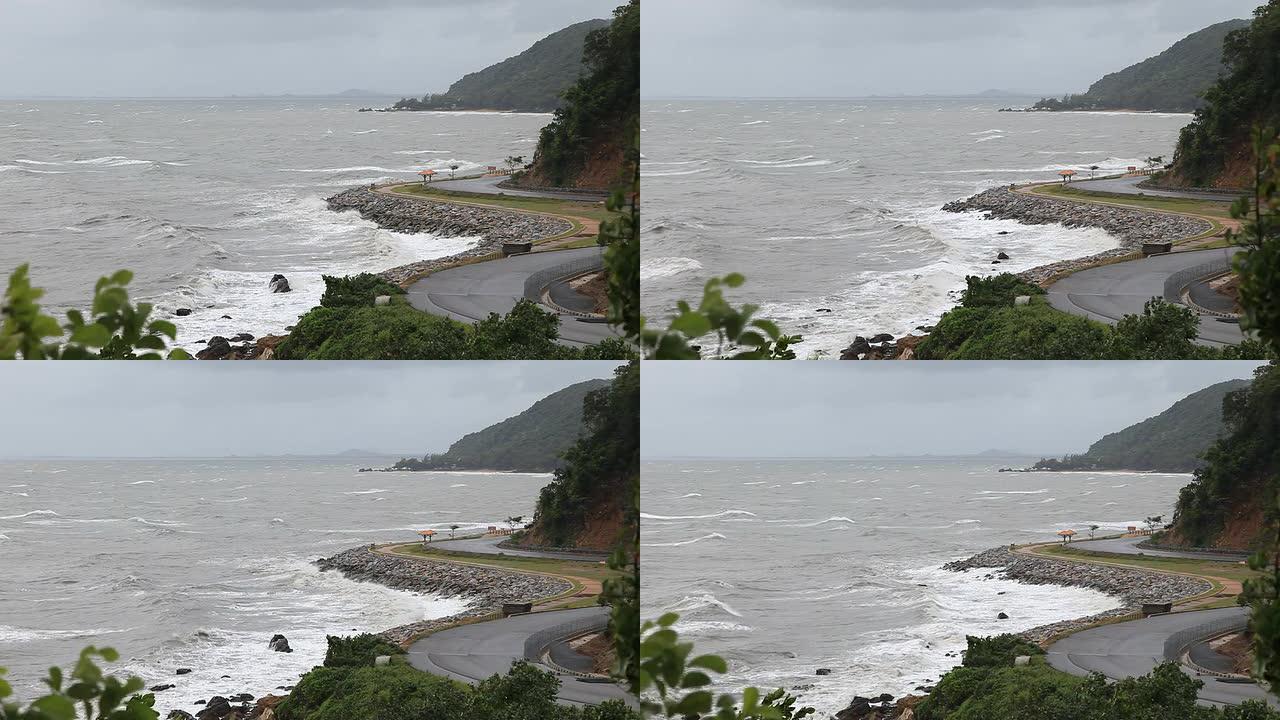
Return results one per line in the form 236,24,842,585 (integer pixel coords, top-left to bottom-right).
1019,19,1248,113
376,18,608,113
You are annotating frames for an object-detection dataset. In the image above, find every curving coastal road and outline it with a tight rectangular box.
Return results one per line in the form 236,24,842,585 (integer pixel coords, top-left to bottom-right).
1070,535,1250,563
431,174,609,202
405,245,621,347
1046,247,1244,347
435,534,611,563
407,605,634,706
1069,176,1243,203
1046,606,1275,707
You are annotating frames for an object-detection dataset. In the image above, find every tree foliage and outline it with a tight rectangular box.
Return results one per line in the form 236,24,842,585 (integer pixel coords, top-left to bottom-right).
1170,1,1280,186
322,634,404,668
1,265,191,360
642,274,802,360
1171,362,1280,547
1233,126,1280,353
318,273,404,309
525,361,638,546
523,1,638,187
0,647,158,720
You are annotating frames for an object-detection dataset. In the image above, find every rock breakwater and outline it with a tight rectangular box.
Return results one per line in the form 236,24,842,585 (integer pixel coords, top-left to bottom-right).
945,546,1212,642
942,187,1213,284
315,545,572,645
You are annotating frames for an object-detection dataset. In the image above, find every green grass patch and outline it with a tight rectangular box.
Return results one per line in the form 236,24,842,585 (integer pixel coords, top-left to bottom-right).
1034,544,1257,585
391,542,620,587
391,182,614,226
1031,183,1233,223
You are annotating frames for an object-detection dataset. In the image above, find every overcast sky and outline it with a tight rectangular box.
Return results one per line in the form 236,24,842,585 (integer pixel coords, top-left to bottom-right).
643,361,1266,458
0,361,621,458
0,0,619,97
643,0,1263,97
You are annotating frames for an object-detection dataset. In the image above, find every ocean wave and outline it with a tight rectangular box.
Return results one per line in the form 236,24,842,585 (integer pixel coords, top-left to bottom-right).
642,532,727,547
72,156,153,167
641,167,709,177
0,625,132,643
680,493,703,498
740,120,769,125
343,488,389,495
664,593,744,617
350,129,379,135
640,256,703,281
0,510,59,520
974,135,1004,143
392,149,451,155
641,510,757,520
979,489,1047,495
787,516,857,528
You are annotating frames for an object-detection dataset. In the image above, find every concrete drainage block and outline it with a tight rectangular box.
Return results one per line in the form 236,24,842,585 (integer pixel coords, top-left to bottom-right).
375,295,391,306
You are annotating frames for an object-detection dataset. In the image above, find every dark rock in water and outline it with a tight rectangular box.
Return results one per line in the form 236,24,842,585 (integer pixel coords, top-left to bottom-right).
998,611,1009,619
997,251,1010,260
816,308,833,313
175,668,192,675
992,260,1001,264
195,700,206,705
175,308,192,317
230,333,254,343
196,336,233,361
220,314,232,320
150,684,175,692
167,711,195,720
227,693,254,703
816,668,832,676
269,274,291,293
220,675,230,679
998,231,1010,235
869,333,894,344
195,697,231,720
875,693,894,703
840,336,873,360
269,634,292,653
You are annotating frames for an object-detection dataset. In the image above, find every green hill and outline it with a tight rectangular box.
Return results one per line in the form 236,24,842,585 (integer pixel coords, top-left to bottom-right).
1033,19,1249,112
392,378,610,473
391,19,608,113
1165,2,1280,188
1033,378,1250,472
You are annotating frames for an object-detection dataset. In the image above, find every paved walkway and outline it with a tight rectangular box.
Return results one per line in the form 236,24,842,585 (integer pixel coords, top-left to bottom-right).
1070,535,1250,563
1069,176,1243,203
1045,247,1245,347
1046,606,1275,708
435,534,610,563
405,246,621,347
407,606,633,707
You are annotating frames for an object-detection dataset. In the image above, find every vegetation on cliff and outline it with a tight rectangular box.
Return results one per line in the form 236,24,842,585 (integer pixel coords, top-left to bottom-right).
393,377,610,473
391,19,608,113
1169,362,1280,549
515,1,638,189
1167,1,1280,187
519,361,638,549
1032,19,1248,113
1033,378,1250,472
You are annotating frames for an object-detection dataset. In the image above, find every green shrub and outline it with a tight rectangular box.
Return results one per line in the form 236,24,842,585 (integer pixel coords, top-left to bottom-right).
959,274,1045,309
961,634,1043,668
318,273,405,309
323,634,404,668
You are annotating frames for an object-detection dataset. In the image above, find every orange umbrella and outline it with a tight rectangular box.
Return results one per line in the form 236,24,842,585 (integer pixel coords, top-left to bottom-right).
1057,529,1077,543
418,529,437,543
1058,169,1077,183
418,169,436,183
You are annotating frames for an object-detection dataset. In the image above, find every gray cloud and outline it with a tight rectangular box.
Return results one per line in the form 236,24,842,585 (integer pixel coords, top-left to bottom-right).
643,0,1263,97
0,361,623,458
641,362,1266,458
0,0,619,96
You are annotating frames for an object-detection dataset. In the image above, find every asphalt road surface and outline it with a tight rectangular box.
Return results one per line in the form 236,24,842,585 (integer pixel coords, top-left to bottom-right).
1046,606,1275,707
1046,247,1244,346
405,246,620,346
430,175,609,202
433,534,610,563
1069,176,1243,203
407,606,633,706
1070,535,1249,563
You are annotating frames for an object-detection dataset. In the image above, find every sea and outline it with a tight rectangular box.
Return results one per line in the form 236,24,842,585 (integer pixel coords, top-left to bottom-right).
0,456,551,713
0,97,552,348
640,456,1191,715
639,97,1195,356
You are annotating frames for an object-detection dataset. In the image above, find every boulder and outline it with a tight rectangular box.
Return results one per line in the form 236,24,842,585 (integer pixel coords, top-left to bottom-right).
268,634,292,653
167,712,196,720
196,697,231,720
840,336,872,360
997,251,1010,260
230,333,254,343
868,333,894,344
998,612,1009,619
175,308,193,317
196,336,233,361
268,274,291,293
227,693,254,703
150,684,175,692
374,295,391,307
176,668,193,675
816,668,832,676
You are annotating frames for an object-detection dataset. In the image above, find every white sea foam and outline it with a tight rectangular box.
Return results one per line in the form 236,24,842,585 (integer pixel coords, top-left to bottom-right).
0,510,59,520
641,510,757,520
343,488,389,495
640,256,703,281
643,533,728,547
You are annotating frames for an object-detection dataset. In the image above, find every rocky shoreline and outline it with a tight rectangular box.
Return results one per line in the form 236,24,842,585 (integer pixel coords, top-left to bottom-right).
943,545,1211,642
941,187,1213,284
327,187,573,285
153,545,572,719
